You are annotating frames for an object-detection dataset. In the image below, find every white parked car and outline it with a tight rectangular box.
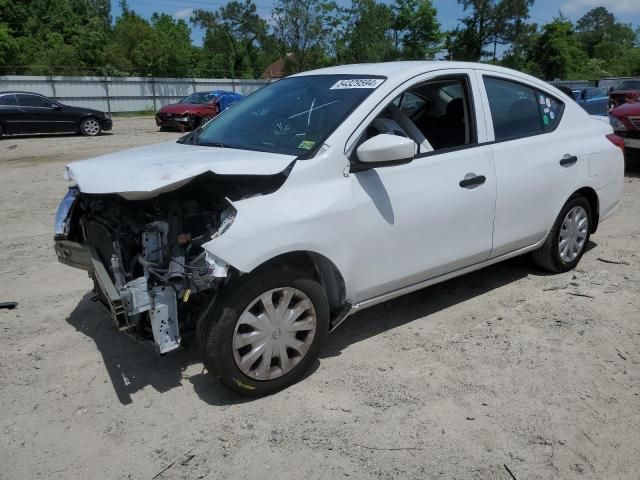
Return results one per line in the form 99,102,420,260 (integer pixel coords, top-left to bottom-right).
55,62,624,396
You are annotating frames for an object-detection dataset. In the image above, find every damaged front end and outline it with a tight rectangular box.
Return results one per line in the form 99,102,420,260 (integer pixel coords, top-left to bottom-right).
54,172,281,354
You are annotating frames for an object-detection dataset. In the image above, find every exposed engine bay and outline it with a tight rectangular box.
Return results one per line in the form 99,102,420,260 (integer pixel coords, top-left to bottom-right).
55,172,287,353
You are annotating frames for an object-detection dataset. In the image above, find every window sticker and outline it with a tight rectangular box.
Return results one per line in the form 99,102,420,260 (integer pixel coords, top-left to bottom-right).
550,111,555,120
539,96,546,105
330,79,384,90
543,115,550,125
546,97,551,108
544,107,550,113
298,140,316,150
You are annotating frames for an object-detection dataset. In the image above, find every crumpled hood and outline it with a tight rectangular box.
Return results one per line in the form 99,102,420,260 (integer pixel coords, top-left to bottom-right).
66,140,296,200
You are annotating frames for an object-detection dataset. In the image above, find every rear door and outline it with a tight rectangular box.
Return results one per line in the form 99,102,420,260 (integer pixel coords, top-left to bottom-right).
476,72,577,257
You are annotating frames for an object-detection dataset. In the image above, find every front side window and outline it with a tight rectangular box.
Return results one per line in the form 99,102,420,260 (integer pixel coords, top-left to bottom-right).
0,94,17,106
16,94,56,108
361,76,476,153
483,77,563,141
191,75,385,156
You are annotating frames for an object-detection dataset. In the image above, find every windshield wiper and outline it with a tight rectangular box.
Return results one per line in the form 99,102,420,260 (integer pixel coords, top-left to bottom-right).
198,141,238,149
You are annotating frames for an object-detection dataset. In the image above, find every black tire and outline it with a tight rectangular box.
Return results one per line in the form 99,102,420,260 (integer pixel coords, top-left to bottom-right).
532,194,592,273
0,124,4,138
80,117,102,136
198,266,329,397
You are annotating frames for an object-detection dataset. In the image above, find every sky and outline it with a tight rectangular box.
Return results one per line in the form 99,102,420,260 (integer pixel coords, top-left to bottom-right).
111,0,640,47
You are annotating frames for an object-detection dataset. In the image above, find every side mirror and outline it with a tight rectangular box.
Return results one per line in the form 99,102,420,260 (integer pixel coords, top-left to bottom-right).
353,134,415,171
52,104,62,111
580,90,588,100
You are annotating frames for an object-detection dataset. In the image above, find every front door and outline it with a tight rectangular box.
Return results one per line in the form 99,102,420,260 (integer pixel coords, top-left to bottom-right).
349,73,497,302
15,94,70,133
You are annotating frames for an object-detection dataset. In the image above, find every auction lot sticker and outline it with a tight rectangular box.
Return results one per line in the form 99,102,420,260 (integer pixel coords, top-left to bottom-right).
330,79,385,89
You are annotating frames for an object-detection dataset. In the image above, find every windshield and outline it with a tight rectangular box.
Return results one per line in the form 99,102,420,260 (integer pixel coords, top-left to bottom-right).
191,75,385,156
615,80,640,90
180,93,215,104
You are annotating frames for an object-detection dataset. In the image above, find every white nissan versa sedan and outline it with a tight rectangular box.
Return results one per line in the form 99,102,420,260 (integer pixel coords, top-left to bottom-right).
54,62,624,396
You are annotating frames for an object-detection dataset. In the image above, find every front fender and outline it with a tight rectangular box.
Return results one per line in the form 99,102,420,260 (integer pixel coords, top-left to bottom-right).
202,175,356,298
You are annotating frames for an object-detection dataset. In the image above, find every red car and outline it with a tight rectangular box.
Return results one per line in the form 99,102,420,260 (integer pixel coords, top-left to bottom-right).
608,79,640,109
155,90,244,131
609,102,640,150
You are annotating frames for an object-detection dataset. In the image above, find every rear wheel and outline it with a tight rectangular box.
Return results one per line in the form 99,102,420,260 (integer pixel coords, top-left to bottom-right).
80,117,102,136
532,195,592,273
198,266,329,396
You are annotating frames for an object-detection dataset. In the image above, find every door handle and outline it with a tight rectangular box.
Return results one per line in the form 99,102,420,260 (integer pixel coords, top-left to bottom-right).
459,174,486,188
560,155,578,167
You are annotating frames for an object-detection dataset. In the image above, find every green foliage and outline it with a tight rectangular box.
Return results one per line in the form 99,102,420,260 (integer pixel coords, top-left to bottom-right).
447,0,534,61
393,0,442,60
529,17,587,80
272,0,336,73
194,0,273,78
337,0,397,64
0,0,639,81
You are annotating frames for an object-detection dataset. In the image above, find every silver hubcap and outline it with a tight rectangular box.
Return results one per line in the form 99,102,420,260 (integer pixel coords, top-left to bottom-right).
232,288,317,381
558,206,588,262
83,119,100,135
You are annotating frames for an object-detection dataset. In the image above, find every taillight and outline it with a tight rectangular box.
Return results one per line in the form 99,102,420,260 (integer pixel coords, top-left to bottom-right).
606,133,625,149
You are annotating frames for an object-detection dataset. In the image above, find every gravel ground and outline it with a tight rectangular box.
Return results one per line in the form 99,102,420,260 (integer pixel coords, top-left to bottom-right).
1,117,639,480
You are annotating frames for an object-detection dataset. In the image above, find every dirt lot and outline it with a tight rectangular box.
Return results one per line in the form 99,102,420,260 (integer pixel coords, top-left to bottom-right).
1,117,639,480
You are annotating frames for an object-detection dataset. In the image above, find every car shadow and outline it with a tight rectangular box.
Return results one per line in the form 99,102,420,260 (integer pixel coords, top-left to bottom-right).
66,293,244,406
2,132,113,139
321,248,595,359
66,247,596,405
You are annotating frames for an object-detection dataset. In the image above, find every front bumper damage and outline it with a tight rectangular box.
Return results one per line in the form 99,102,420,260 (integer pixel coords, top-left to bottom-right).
54,187,230,354
55,239,181,353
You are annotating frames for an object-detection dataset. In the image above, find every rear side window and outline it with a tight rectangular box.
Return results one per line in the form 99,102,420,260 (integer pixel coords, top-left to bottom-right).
0,94,17,106
483,77,563,141
16,94,55,108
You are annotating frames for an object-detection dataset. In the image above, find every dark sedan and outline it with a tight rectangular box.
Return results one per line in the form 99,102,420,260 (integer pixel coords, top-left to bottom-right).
0,92,112,137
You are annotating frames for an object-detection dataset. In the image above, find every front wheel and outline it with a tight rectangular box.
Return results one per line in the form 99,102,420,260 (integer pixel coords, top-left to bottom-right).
198,266,329,396
80,117,102,136
532,194,592,273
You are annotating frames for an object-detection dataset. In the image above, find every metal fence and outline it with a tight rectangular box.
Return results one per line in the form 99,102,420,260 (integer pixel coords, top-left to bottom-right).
551,77,640,91
0,75,272,113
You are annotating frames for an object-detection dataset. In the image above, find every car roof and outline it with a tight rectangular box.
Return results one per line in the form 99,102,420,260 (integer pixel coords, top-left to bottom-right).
191,90,240,96
292,61,536,80
0,91,49,95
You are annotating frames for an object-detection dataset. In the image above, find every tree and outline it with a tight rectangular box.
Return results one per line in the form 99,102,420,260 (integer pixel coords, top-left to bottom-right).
0,0,112,74
575,6,615,57
271,0,338,73
446,0,534,61
575,7,639,77
104,8,154,74
500,22,538,72
193,0,273,78
393,0,442,60
0,23,18,70
337,0,396,63
529,16,586,80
